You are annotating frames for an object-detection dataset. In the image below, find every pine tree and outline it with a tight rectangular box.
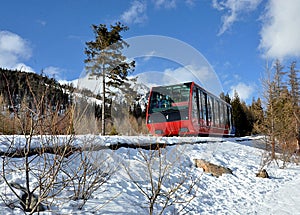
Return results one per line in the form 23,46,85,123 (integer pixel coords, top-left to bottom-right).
250,97,264,134
231,91,246,137
219,92,231,104
84,22,135,135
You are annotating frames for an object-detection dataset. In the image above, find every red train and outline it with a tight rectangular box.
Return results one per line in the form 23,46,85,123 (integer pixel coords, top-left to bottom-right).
146,82,234,136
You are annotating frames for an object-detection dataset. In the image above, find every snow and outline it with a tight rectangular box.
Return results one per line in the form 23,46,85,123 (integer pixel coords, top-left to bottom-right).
0,135,300,214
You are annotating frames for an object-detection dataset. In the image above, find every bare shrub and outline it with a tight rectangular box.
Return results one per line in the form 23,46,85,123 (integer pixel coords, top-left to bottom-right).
123,144,198,215
0,78,115,213
60,136,118,210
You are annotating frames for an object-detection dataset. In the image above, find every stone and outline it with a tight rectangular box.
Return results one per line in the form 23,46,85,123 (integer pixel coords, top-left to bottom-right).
194,159,233,177
256,169,269,178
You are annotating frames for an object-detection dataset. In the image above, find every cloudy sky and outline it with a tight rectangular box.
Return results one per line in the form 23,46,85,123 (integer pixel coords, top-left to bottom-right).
1,0,300,102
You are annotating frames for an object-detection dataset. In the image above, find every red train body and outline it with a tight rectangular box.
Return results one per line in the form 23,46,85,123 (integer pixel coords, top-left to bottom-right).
146,82,234,136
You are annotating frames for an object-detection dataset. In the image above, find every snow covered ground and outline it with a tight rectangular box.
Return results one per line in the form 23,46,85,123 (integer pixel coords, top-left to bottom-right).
0,135,299,214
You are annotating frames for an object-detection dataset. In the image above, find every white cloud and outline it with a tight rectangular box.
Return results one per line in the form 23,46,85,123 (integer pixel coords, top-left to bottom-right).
0,30,33,72
212,0,262,35
43,66,64,79
152,0,195,8
153,0,177,9
137,66,195,88
36,19,47,27
137,64,223,95
229,82,255,101
121,0,147,24
185,0,195,7
259,0,300,59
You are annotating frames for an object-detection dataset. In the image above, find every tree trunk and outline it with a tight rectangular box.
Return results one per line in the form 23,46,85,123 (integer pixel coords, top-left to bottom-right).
101,70,106,135
271,140,276,159
297,126,300,152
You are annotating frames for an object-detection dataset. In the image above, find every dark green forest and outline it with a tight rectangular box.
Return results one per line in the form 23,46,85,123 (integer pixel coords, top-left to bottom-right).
0,68,72,112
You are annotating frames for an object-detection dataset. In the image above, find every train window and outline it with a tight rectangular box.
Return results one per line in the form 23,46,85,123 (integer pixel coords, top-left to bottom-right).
214,100,220,127
207,95,214,126
149,83,191,114
226,105,232,129
199,90,207,126
192,87,200,123
223,104,227,127
220,103,225,127
224,105,228,127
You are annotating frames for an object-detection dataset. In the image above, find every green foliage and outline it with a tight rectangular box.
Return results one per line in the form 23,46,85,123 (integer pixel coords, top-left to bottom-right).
220,92,231,104
0,68,72,111
250,97,264,134
84,22,135,135
84,22,135,89
231,91,254,137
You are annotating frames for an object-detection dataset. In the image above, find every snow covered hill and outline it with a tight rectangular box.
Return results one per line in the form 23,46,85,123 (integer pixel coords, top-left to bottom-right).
60,74,150,108
0,135,299,214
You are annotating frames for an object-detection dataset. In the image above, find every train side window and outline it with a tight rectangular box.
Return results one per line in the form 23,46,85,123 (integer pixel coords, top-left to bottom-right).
214,100,220,127
207,96,214,126
220,103,225,127
199,90,207,126
227,105,232,129
224,104,229,128
219,103,223,127
223,104,227,127
192,87,200,123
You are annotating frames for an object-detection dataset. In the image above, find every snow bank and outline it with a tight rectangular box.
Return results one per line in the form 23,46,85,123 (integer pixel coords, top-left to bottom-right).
0,135,299,214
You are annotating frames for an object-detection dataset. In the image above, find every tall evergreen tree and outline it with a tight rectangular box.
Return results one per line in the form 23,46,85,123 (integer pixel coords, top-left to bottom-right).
231,91,247,137
250,97,264,134
219,92,231,104
84,22,135,135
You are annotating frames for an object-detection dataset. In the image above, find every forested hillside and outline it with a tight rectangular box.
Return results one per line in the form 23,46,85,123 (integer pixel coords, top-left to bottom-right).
0,68,146,135
0,68,75,134
0,68,73,109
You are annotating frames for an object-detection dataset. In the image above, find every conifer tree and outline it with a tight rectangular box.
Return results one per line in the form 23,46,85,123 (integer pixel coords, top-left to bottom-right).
251,97,264,134
231,91,246,137
219,92,231,104
84,22,135,135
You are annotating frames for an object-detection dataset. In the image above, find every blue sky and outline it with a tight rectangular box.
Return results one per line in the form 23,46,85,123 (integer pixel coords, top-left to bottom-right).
1,0,300,103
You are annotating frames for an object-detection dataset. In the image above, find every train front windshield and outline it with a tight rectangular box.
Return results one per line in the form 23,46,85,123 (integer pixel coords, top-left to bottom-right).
147,83,191,123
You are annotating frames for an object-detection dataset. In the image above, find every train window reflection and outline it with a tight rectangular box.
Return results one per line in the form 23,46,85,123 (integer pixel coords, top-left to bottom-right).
148,83,191,114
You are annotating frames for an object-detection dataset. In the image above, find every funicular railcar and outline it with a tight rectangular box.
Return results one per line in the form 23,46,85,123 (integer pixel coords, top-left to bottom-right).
146,82,234,136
